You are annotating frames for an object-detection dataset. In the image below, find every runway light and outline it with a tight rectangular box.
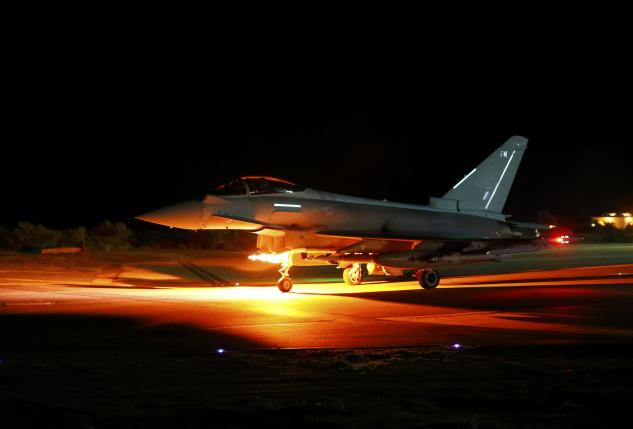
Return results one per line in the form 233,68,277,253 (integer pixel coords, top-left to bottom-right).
216,348,225,355
452,343,462,350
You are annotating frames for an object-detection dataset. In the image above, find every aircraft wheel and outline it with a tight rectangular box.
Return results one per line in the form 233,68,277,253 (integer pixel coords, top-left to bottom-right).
343,266,363,285
277,276,293,292
418,270,440,289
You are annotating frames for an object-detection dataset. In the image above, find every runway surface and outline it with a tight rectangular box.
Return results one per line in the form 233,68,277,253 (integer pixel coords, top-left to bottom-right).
2,246,633,428
2,247,633,349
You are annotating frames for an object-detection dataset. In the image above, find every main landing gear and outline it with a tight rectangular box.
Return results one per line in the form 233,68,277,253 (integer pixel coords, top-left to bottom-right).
274,257,440,292
416,269,441,289
343,263,363,285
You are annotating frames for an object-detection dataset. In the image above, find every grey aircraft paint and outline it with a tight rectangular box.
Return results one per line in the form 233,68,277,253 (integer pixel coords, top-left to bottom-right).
137,136,560,292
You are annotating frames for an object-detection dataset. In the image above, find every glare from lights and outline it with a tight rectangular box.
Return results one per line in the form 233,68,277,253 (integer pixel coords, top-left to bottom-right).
555,235,571,245
248,252,290,264
452,343,462,350
591,223,596,227
217,348,225,354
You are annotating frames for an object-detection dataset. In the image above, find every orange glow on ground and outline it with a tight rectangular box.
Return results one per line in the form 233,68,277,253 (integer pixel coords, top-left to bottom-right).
1,262,633,349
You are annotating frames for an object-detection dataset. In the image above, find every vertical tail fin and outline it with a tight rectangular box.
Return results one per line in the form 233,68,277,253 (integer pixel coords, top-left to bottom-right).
437,136,528,213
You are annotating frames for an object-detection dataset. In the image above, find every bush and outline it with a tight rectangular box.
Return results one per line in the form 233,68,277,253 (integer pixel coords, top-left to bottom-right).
59,226,87,248
13,222,61,250
88,221,132,252
0,225,17,250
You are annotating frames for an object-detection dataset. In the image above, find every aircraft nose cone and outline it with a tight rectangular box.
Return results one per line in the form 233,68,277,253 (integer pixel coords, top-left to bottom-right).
136,200,203,230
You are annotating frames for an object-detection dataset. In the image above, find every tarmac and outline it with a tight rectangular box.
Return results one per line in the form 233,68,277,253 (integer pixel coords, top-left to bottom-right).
1,244,633,349
2,244,633,427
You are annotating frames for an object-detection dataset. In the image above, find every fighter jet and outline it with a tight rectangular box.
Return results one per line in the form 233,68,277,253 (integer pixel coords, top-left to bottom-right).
137,136,563,292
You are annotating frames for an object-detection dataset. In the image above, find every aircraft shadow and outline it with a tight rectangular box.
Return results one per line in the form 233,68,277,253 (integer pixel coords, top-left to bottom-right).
296,283,633,314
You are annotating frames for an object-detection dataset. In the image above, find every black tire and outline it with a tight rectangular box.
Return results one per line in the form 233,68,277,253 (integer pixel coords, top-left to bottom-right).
418,270,440,289
343,267,363,285
277,276,293,292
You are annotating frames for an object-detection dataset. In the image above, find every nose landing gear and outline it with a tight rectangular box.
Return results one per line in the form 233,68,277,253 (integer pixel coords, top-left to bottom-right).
277,275,293,292
277,253,293,292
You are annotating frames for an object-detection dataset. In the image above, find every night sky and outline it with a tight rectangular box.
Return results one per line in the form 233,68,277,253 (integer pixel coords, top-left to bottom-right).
4,6,632,229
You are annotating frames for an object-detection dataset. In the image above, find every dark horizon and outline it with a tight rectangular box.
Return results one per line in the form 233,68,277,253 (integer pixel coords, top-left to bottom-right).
3,9,632,230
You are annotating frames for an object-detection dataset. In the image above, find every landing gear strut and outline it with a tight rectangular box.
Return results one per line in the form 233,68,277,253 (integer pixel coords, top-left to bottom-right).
343,263,363,285
416,269,440,289
277,254,293,293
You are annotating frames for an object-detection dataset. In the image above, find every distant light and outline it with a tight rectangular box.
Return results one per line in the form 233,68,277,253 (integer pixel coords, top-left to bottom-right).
217,348,225,354
234,283,240,286
623,212,632,217
609,212,617,217
549,225,556,229
591,223,596,227
452,343,462,350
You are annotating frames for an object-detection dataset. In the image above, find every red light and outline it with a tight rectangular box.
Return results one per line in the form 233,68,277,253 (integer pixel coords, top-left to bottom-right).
555,235,571,245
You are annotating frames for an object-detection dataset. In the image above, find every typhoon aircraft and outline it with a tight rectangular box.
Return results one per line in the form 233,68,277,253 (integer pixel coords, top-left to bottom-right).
137,136,566,292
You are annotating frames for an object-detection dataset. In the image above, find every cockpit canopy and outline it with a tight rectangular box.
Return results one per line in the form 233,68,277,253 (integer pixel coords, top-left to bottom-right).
213,176,305,196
